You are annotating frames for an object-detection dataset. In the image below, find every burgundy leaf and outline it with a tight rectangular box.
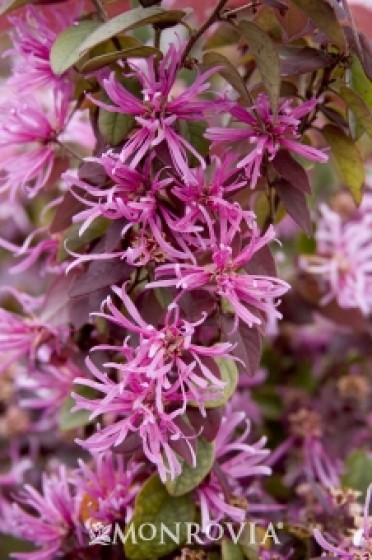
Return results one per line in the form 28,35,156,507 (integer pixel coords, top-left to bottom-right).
244,244,277,277
186,407,223,442
280,47,334,76
221,315,262,375
50,190,85,234
170,416,197,466
272,150,311,194
69,260,133,299
78,160,107,187
275,178,313,235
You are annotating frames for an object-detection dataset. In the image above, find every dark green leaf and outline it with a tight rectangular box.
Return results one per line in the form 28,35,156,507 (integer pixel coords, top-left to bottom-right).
81,44,162,73
322,124,364,204
165,438,215,496
98,91,135,145
57,217,109,263
351,54,372,109
179,120,210,161
221,539,245,560
59,386,96,431
50,20,101,75
238,21,280,113
203,358,238,409
290,0,347,51
124,475,195,559
339,85,372,139
78,7,186,56
203,52,250,102
342,450,372,495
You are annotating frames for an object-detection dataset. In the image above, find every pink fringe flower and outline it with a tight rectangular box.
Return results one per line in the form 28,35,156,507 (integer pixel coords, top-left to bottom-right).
8,466,84,560
149,221,290,328
196,411,271,528
300,203,372,315
73,284,235,481
206,94,328,188
95,44,218,183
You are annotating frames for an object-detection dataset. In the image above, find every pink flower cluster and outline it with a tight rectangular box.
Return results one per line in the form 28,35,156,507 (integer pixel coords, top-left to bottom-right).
0,3,337,560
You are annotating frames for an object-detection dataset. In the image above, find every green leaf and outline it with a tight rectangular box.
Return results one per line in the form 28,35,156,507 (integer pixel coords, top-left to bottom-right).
179,120,210,162
77,7,186,56
221,539,245,560
238,21,280,113
81,45,162,73
352,54,372,109
59,386,96,431
342,450,372,495
98,92,135,145
322,124,364,204
165,438,215,497
50,20,101,76
203,52,250,103
290,0,346,52
339,86,372,139
124,475,195,560
202,358,238,409
0,0,29,15
57,217,110,263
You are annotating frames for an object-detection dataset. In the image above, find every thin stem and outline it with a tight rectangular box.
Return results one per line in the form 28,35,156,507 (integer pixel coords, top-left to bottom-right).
181,0,230,65
90,0,108,21
222,0,261,19
55,140,83,162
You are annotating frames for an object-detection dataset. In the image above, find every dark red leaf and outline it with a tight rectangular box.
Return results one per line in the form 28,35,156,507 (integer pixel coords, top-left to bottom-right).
272,150,311,194
186,407,223,443
221,315,262,375
244,244,277,277
275,178,313,235
50,190,85,234
280,46,334,76
69,260,133,299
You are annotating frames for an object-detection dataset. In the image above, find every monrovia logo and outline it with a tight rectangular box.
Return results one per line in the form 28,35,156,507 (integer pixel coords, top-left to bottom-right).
86,520,283,547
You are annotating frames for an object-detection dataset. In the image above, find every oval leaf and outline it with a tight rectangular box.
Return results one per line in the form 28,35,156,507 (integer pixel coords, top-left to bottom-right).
275,178,312,235
165,438,215,497
124,475,195,560
57,217,109,263
204,358,239,409
98,91,135,145
322,124,364,204
81,45,162,74
290,0,346,52
203,51,249,102
50,20,101,75
77,7,186,56
0,0,30,15
221,539,245,560
351,54,372,109
238,21,280,113
339,85,372,139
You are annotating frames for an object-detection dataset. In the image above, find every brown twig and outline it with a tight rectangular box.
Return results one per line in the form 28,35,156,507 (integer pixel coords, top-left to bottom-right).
90,0,108,21
181,0,230,65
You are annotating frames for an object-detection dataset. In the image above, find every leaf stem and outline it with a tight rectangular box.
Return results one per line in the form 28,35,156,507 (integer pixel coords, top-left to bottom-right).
221,0,261,19
90,0,108,22
181,0,230,65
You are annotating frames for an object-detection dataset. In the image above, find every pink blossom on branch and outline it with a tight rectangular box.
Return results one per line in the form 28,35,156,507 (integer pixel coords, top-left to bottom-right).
149,220,290,329
196,411,271,528
0,88,94,200
6,3,82,92
300,203,372,315
206,94,328,188
94,44,219,183
73,283,236,481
